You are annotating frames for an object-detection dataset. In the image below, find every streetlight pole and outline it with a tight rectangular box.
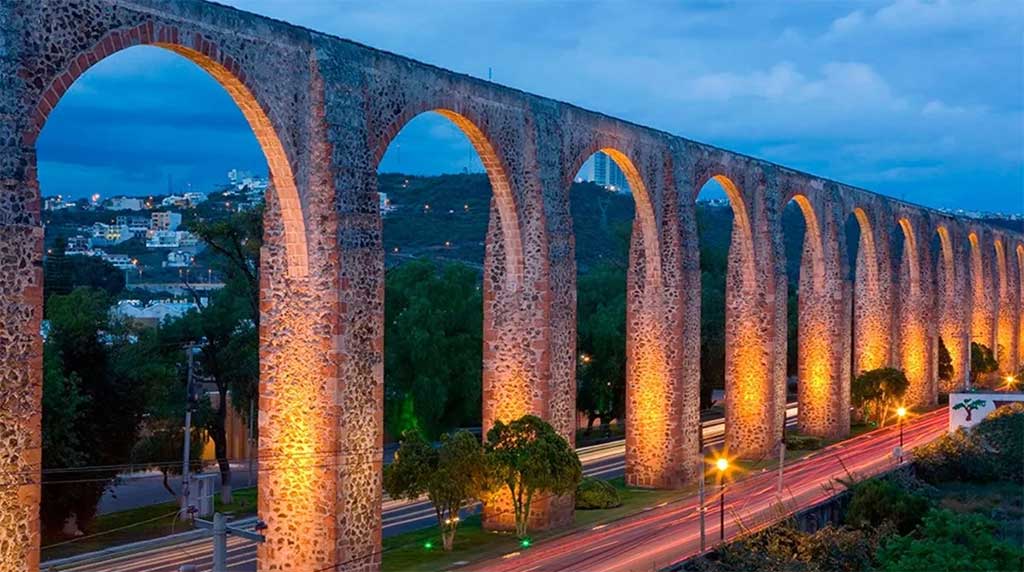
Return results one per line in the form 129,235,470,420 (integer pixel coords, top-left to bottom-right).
181,345,196,519
715,457,729,543
719,482,726,542
698,423,706,552
896,406,906,463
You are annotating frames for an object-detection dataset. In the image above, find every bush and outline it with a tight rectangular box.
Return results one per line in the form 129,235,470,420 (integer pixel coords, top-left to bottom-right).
785,433,824,450
975,403,1024,483
681,524,882,572
846,478,930,535
575,477,622,509
877,508,1024,572
913,403,1023,484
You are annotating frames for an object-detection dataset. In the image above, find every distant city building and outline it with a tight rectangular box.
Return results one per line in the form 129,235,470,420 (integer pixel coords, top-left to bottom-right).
578,152,630,192
65,235,91,255
112,299,200,329
150,211,183,232
101,253,135,270
380,192,395,215
164,250,194,268
106,196,144,211
146,229,198,249
116,215,150,238
44,196,72,211
87,223,132,247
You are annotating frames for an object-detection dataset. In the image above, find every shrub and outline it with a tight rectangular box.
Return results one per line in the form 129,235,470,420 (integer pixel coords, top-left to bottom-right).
785,433,824,450
846,478,930,535
877,508,1024,572
975,403,1024,483
681,524,882,572
575,477,622,509
913,403,1023,484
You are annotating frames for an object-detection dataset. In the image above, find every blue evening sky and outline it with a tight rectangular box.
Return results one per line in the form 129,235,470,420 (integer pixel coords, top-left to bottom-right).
36,0,1023,213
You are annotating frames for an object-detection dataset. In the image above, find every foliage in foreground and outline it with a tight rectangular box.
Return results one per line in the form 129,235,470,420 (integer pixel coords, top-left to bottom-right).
845,478,929,535
877,508,1023,572
914,402,1024,484
681,524,882,572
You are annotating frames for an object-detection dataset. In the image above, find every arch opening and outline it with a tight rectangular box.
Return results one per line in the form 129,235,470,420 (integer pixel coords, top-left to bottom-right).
31,40,309,278
932,225,961,393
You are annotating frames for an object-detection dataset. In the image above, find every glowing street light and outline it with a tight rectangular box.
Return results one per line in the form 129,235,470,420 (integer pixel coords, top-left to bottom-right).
896,406,907,462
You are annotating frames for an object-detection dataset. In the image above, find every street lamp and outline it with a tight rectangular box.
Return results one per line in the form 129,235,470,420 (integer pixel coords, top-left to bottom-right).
896,406,907,462
716,457,730,542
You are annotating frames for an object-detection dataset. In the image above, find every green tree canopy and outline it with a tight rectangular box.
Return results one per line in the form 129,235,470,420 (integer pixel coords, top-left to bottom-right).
877,509,1023,572
851,367,909,427
970,342,998,387
384,259,482,439
383,430,491,550
937,337,954,384
485,415,582,538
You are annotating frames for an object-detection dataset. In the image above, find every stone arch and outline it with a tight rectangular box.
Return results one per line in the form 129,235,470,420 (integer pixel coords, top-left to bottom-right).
969,232,990,345
895,216,933,406
994,238,1014,370
26,28,309,277
848,206,889,375
372,108,525,288
566,146,662,287
787,193,844,438
1018,244,1024,369
898,218,920,296
694,173,772,457
933,225,965,392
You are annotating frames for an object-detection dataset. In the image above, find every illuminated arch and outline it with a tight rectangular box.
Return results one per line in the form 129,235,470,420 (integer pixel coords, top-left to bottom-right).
696,174,756,287
969,232,988,343
29,35,309,277
374,109,525,288
790,194,826,292
566,147,662,286
898,218,920,296
935,225,955,296
852,208,879,291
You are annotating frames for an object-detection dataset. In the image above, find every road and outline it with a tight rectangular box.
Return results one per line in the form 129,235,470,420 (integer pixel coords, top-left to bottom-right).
468,408,948,572
45,406,799,572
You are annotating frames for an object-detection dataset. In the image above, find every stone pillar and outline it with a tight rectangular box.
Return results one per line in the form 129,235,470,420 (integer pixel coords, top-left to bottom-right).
995,239,1016,373
257,193,339,571
852,209,893,376
1017,244,1024,372
894,217,936,408
708,169,783,460
969,232,996,349
0,159,44,572
935,226,970,393
794,194,850,440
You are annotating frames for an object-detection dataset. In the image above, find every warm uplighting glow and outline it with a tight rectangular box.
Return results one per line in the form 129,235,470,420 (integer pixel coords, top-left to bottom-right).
580,353,592,364
1004,375,1018,390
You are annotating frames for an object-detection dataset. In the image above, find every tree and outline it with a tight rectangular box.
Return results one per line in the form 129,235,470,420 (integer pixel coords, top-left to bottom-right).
131,419,206,497
41,288,150,536
576,263,626,434
384,260,482,439
970,342,998,387
846,478,929,535
43,236,73,302
877,509,1023,572
69,255,126,297
383,431,491,551
937,337,954,386
485,415,582,538
851,368,909,427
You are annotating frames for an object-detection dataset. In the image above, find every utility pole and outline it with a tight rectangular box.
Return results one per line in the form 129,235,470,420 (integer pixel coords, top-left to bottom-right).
247,399,255,488
777,419,786,496
181,344,197,520
195,512,267,572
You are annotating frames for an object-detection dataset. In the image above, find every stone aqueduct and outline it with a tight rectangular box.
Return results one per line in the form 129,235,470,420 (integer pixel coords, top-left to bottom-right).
0,1,1021,571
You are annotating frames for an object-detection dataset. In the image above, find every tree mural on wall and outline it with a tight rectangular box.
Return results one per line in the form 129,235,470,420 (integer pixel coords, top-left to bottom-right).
953,398,987,422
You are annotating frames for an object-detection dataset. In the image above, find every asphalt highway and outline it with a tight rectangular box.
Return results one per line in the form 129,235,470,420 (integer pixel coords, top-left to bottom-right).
46,406,803,572
467,408,948,572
